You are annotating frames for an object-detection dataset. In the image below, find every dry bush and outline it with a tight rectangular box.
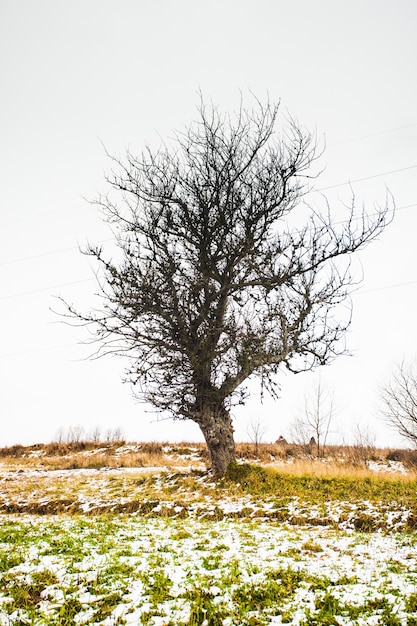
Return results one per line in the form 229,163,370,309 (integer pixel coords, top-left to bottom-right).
197,446,210,461
43,441,101,456
0,444,27,458
139,442,164,455
235,442,293,462
57,454,115,470
43,442,99,456
43,442,70,456
386,448,417,469
37,450,165,471
1,439,416,478
168,444,202,456
232,442,417,480
344,446,378,468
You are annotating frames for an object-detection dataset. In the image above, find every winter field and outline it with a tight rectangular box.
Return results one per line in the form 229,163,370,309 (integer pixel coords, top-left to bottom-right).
1,442,417,625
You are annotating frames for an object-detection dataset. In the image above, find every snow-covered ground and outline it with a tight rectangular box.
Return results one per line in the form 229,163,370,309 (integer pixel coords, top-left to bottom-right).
0,467,415,533
1,515,416,625
1,463,416,624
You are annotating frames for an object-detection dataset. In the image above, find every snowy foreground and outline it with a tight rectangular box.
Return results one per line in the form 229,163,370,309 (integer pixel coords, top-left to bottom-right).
1,515,417,624
0,464,417,625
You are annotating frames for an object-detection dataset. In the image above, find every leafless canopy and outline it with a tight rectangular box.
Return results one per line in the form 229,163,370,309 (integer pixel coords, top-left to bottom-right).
63,95,391,474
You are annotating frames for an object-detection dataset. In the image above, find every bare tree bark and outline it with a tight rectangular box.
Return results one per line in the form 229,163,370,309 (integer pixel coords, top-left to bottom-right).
194,406,236,476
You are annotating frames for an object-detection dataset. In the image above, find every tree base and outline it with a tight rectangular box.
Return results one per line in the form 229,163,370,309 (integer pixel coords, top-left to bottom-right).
195,410,236,477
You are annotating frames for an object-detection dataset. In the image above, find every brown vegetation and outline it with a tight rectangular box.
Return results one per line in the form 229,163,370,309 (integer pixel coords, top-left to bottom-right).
0,440,416,478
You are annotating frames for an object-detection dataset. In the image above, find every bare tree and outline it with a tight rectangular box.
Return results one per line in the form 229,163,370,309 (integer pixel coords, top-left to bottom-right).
62,95,392,476
104,427,124,444
350,422,376,467
381,359,417,447
289,414,313,453
290,378,336,456
305,378,335,457
89,425,102,445
246,416,268,457
66,424,85,444
54,426,66,445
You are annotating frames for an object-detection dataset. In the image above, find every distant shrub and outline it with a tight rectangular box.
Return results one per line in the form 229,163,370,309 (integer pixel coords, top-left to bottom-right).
171,447,193,456
0,444,27,458
140,442,164,455
386,448,417,468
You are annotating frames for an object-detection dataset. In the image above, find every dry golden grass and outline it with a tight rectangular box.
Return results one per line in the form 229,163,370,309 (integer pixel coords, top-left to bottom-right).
0,451,173,472
1,441,417,520
0,441,206,472
0,440,416,481
261,457,417,482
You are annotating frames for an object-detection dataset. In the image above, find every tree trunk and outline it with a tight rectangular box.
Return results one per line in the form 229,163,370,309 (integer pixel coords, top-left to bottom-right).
196,408,236,477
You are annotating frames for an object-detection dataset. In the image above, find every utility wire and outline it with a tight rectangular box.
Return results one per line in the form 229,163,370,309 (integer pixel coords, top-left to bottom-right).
0,121,416,230
0,244,88,267
0,199,415,299
0,241,112,268
0,194,415,268
0,161,415,297
318,164,417,192
0,278,95,300
0,277,416,360
2,123,416,357
2,237,417,301
354,279,417,296
0,344,79,359
326,122,417,148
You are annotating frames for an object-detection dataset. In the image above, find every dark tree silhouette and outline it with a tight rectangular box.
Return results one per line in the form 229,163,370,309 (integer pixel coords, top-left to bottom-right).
64,96,392,475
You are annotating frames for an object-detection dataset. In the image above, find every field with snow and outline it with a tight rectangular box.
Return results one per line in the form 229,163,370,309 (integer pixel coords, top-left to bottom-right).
1,443,417,625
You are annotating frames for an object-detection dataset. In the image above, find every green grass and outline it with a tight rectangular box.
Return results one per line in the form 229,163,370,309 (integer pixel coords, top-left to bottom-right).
1,464,416,535
1,515,417,625
224,461,417,504
1,448,417,624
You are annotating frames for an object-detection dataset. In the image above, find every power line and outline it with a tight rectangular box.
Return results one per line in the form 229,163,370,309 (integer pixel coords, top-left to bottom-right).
326,122,417,148
0,121,416,231
0,344,78,360
0,277,416,360
0,192,415,269
0,240,112,268
0,198,415,300
318,164,417,192
2,251,417,302
355,279,417,296
0,244,84,267
0,158,415,297
0,278,95,300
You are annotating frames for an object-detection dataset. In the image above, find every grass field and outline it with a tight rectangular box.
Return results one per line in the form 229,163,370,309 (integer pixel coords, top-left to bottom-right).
1,442,417,625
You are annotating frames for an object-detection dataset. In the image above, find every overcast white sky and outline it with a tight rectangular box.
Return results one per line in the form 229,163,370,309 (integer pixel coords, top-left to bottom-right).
1,0,417,447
